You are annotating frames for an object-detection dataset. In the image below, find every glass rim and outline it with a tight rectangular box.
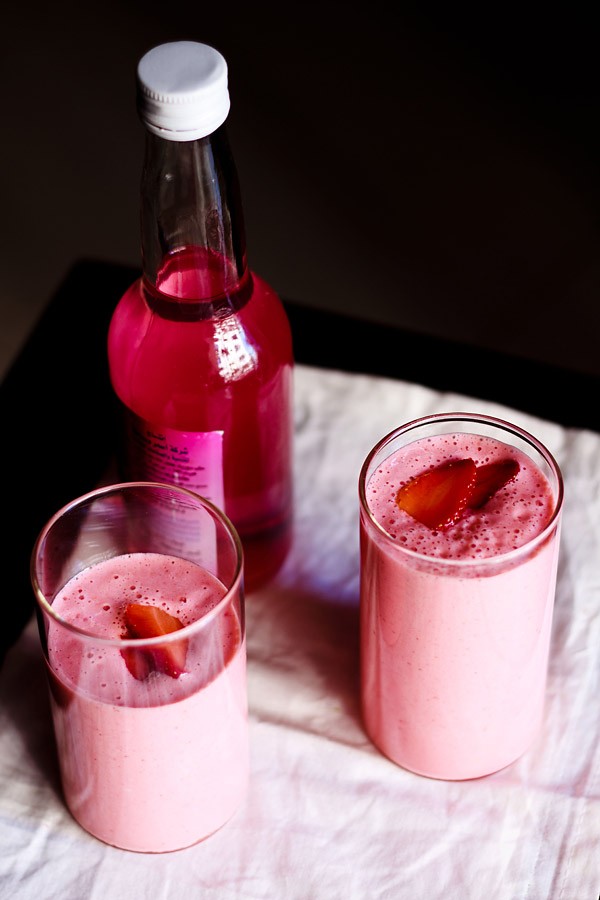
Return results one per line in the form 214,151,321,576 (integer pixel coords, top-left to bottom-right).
30,481,244,647
358,411,564,569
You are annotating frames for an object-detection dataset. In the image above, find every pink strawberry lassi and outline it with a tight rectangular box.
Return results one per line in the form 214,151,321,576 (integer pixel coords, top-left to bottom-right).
44,551,248,852
359,413,563,780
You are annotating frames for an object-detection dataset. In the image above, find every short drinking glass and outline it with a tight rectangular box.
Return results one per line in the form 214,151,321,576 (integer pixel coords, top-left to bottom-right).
31,481,248,852
359,413,563,780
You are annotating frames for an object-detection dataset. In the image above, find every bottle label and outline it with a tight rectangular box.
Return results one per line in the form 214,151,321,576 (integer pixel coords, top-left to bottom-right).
123,414,226,569
125,414,225,510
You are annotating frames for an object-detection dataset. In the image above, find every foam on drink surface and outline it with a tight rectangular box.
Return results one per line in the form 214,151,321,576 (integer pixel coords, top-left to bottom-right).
49,552,239,707
366,433,555,560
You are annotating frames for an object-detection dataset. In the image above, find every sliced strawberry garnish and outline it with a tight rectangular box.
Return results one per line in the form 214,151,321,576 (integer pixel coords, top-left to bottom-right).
121,603,187,680
468,459,520,509
120,646,152,681
395,458,477,531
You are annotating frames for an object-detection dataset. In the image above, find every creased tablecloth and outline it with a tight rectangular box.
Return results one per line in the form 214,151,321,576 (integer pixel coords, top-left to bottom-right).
1,364,599,899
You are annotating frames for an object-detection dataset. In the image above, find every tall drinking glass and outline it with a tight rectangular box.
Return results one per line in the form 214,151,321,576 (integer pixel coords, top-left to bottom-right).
31,482,248,852
359,413,563,780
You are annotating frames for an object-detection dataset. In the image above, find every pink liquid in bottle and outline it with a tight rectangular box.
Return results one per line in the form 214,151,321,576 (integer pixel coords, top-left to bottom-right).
108,246,293,591
108,43,294,591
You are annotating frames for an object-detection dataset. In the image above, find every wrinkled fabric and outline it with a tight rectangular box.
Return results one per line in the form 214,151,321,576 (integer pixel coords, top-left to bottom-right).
1,365,598,899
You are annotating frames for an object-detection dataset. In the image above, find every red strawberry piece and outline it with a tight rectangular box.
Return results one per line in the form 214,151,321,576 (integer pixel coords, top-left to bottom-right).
395,458,477,531
121,645,152,681
121,603,188,680
469,459,520,509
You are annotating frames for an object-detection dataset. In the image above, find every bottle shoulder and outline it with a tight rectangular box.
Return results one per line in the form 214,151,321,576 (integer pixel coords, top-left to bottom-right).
110,271,290,341
108,271,293,383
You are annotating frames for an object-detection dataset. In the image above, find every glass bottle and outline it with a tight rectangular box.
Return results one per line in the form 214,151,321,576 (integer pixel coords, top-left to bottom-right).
108,41,294,591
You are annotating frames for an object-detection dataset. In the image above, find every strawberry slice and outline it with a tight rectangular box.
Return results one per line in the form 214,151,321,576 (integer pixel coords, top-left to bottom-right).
395,458,477,531
468,459,520,509
120,645,153,681
121,603,187,680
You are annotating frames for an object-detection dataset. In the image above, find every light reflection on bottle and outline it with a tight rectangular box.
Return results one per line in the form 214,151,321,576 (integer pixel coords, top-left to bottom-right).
213,316,258,382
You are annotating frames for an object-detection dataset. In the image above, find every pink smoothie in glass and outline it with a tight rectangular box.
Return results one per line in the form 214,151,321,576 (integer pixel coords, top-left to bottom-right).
360,426,562,780
46,552,248,852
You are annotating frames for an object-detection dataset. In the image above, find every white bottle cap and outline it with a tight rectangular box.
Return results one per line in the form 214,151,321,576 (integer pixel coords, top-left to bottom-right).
137,41,230,141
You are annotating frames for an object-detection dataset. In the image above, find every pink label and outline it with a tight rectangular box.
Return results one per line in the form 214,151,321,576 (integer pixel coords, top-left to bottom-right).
126,415,225,509
122,414,224,569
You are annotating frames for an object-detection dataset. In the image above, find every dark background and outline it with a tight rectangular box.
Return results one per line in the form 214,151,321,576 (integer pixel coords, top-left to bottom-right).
2,2,599,379
2,3,599,658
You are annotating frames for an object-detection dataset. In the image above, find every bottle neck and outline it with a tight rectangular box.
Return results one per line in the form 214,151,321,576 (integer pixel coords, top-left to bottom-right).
140,126,249,305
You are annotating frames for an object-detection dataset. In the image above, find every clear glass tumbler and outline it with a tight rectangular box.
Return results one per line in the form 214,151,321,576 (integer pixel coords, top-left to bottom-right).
31,481,248,852
359,413,563,780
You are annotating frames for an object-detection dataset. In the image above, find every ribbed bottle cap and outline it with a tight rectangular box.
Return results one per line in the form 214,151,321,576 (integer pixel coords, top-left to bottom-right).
137,41,230,141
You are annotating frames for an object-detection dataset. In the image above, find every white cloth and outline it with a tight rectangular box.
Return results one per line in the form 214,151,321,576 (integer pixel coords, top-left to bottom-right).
1,364,598,899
